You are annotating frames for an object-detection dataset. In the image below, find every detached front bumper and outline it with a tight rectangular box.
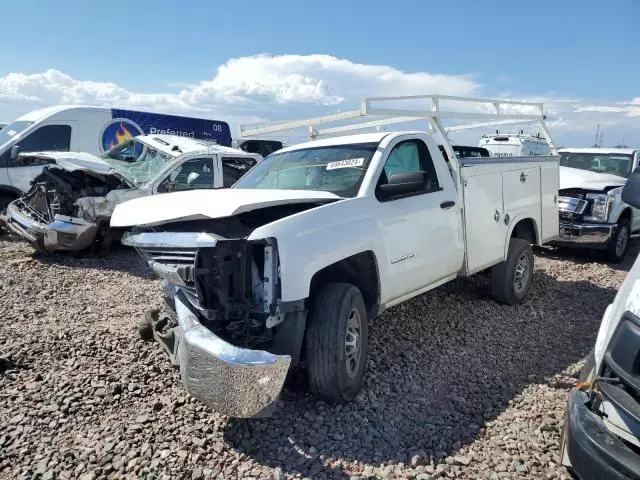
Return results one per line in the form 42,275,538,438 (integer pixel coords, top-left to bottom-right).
552,220,616,249
6,202,97,252
168,290,291,418
563,388,640,479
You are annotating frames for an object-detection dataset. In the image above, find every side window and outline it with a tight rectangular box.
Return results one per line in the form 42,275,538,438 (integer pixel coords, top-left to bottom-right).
157,157,214,193
16,125,71,154
221,157,258,187
377,139,440,200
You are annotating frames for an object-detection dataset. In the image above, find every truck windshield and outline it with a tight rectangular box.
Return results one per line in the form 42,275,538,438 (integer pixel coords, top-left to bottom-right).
560,152,633,178
0,120,35,149
233,143,378,197
101,139,173,185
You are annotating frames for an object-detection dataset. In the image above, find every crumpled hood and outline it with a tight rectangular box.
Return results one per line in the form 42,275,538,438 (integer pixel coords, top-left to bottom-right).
18,151,120,176
559,165,626,191
110,188,342,227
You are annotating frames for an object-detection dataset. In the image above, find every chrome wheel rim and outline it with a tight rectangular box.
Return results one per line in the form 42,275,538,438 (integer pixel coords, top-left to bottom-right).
616,227,629,258
513,253,530,294
344,308,362,378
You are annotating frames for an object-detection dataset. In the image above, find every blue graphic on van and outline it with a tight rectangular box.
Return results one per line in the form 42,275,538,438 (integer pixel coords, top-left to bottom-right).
100,118,144,152
98,109,232,152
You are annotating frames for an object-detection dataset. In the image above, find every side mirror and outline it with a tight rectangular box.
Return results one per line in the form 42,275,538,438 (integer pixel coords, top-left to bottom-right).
378,171,426,198
10,145,21,161
622,167,640,209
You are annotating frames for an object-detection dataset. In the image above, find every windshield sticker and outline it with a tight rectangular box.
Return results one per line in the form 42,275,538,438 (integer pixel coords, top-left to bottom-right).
326,158,365,170
6,130,17,137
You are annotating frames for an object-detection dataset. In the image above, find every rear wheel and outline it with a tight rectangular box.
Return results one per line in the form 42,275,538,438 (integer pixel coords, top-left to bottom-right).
491,238,534,305
305,283,368,402
605,219,630,263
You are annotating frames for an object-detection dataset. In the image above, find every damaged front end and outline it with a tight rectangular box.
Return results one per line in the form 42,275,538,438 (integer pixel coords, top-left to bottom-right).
5,166,128,252
123,216,309,418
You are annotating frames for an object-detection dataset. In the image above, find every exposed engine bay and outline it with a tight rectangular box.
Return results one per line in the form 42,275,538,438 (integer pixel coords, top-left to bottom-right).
14,166,127,226
128,202,333,356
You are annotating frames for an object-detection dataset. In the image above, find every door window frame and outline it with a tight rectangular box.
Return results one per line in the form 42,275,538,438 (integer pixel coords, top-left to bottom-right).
152,154,220,193
375,138,442,202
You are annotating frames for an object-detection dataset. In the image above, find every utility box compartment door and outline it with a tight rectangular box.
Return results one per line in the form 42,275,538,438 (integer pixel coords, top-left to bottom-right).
463,171,507,273
540,164,559,243
502,167,540,213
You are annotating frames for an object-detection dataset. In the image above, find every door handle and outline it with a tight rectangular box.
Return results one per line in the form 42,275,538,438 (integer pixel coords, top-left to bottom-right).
440,200,455,209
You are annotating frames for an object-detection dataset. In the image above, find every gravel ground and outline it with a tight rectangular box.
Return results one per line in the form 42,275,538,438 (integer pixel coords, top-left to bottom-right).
1,233,635,480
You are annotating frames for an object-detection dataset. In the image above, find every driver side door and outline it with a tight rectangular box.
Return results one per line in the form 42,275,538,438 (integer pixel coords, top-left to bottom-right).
153,156,220,194
375,138,463,304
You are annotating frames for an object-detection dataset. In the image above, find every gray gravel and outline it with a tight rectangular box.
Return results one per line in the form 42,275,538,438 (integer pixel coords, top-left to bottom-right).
1,232,634,479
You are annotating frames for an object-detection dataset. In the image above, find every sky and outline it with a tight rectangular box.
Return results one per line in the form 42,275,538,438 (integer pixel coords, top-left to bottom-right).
1,0,639,147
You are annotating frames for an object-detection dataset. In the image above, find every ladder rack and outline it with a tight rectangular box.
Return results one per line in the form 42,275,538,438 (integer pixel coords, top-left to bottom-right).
239,94,558,155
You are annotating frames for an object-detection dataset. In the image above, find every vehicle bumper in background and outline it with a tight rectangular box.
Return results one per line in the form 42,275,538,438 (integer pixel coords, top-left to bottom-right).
5,202,97,252
170,290,291,418
563,388,640,480
552,220,616,249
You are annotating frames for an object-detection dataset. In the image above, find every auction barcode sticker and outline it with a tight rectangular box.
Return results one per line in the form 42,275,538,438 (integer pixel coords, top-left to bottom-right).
326,158,365,170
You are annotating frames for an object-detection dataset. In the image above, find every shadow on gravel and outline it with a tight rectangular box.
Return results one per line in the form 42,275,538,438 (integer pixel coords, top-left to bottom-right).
221,268,621,479
28,243,155,280
536,239,640,273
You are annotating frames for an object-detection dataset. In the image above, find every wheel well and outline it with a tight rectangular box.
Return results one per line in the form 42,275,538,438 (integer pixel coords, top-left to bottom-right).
308,251,380,317
619,208,632,223
511,218,537,244
0,185,21,199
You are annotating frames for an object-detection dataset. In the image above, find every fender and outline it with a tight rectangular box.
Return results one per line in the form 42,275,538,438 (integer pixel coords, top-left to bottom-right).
248,196,384,302
503,214,540,260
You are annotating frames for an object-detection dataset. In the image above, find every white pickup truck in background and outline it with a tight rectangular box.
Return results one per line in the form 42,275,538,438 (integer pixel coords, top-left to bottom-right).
110,95,560,418
554,147,640,262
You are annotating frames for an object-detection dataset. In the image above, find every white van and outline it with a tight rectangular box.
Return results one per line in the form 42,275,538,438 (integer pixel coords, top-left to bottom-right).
0,106,244,209
479,132,552,157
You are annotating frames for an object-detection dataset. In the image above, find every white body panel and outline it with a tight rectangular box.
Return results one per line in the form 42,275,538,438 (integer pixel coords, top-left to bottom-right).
460,157,557,274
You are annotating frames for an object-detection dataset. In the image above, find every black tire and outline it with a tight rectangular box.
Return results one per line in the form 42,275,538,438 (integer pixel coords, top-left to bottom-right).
305,283,369,403
604,219,630,263
491,238,534,305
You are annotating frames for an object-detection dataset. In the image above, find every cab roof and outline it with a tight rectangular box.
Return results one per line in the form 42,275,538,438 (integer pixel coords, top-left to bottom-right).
274,131,424,154
558,147,639,155
15,105,110,122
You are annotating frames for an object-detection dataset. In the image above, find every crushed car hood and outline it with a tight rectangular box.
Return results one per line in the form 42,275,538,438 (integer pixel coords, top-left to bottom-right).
110,189,342,227
18,151,126,177
560,165,626,191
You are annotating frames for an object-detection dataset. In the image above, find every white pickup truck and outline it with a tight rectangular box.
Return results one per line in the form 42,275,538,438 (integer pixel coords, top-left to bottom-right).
554,148,640,262
110,95,560,418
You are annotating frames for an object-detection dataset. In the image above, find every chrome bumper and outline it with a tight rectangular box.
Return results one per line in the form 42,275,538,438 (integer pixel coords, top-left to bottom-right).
173,290,291,418
554,220,616,248
6,202,97,252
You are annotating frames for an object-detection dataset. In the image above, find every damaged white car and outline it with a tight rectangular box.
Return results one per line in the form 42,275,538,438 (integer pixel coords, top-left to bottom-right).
3,135,263,252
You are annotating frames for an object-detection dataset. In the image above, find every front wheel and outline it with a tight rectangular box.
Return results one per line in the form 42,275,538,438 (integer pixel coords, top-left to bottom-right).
305,283,369,403
491,238,534,305
604,219,630,263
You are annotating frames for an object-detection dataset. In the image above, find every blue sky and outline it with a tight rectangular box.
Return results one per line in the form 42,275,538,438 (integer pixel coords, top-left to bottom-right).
1,0,639,146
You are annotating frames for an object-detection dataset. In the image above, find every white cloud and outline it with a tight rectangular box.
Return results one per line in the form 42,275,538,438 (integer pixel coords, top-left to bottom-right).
0,54,638,146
